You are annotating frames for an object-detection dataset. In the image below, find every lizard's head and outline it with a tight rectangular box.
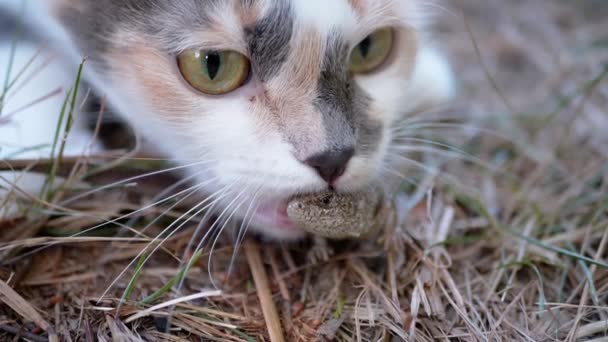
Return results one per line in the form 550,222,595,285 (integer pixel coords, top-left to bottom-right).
287,192,355,222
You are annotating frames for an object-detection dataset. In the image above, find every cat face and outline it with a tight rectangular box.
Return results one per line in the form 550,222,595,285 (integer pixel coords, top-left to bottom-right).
49,0,439,239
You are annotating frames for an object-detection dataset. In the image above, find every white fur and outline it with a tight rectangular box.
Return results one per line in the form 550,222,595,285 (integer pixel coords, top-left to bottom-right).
292,0,358,34
404,46,455,109
0,40,98,159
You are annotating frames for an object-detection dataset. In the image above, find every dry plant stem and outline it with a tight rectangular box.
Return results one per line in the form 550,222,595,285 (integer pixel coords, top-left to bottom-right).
0,324,48,342
348,259,401,322
463,13,514,114
244,241,286,342
567,226,608,341
0,279,59,342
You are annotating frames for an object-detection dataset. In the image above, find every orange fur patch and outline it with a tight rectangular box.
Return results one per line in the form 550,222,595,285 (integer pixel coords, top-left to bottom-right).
253,28,328,157
106,37,197,124
348,0,367,17
236,0,264,27
273,29,324,101
393,28,419,79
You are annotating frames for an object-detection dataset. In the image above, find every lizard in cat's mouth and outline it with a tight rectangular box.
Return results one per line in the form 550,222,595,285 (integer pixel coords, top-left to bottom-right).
249,186,385,241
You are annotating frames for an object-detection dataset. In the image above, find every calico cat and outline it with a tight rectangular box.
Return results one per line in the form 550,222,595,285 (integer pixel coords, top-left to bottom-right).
0,0,453,240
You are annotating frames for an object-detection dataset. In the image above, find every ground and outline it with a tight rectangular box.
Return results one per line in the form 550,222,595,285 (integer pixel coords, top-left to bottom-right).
1,1,607,341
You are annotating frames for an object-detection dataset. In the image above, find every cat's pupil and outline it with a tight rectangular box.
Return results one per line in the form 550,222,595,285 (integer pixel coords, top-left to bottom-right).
358,36,372,58
205,51,221,80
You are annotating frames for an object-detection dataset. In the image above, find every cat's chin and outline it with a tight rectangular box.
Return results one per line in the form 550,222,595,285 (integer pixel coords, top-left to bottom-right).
247,198,308,241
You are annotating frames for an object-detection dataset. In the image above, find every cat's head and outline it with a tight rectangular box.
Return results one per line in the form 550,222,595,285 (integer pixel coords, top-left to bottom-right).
49,0,452,239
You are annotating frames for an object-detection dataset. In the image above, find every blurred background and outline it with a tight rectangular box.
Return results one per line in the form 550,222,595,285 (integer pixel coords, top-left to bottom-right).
439,0,607,154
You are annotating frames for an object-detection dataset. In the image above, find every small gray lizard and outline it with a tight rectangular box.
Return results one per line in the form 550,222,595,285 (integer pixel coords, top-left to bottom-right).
286,187,386,240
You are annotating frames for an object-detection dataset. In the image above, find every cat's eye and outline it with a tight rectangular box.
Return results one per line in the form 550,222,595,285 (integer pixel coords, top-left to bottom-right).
177,49,251,95
349,28,394,74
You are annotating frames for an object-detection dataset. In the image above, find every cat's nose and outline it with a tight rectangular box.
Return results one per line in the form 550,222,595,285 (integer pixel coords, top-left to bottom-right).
305,148,355,185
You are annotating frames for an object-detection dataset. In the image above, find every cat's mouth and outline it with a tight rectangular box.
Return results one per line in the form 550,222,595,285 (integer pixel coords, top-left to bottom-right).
249,198,304,239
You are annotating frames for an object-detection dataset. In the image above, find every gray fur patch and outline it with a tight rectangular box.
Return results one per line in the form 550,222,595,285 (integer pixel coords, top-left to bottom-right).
315,33,382,156
57,0,293,80
244,1,293,81
55,1,223,65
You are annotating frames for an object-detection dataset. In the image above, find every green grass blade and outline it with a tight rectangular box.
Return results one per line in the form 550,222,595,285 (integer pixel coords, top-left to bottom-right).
0,0,26,115
122,253,149,303
39,89,71,200
577,260,600,306
140,250,203,305
41,58,86,201
528,262,547,313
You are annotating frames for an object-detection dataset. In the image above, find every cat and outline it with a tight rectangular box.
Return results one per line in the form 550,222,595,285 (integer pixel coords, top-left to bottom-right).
0,0,454,240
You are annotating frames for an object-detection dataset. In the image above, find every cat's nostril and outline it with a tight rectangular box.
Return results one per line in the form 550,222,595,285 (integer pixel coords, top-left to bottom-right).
304,147,355,184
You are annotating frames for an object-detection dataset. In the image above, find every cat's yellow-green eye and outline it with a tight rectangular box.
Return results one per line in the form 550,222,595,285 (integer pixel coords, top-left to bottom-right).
177,49,251,95
349,28,394,74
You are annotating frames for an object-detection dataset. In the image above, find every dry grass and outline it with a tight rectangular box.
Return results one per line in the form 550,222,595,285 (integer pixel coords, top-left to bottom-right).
1,1,607,341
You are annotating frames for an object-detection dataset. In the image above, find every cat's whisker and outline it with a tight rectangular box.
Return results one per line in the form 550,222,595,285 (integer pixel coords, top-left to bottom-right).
181,181,250,288
162,180,242,256
388,144,500,173
392,121,495,133
162,181,250,333
160,182,248,331
112,184,211,314
150,204,217,332
389,137,499,171
377,163,421,188
206,183,255,290
389,123,519,146
420,1,454,17
397,101,461,115
390,108,475,127
125,175,221,243
111,189,237,310
4,175,212,263
228,186,263,278
384,151,443,175
123,170,213,236
102,179,240,304
60,158,218,205
383,152,482,196
392,136,470,154
148,199,221,323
